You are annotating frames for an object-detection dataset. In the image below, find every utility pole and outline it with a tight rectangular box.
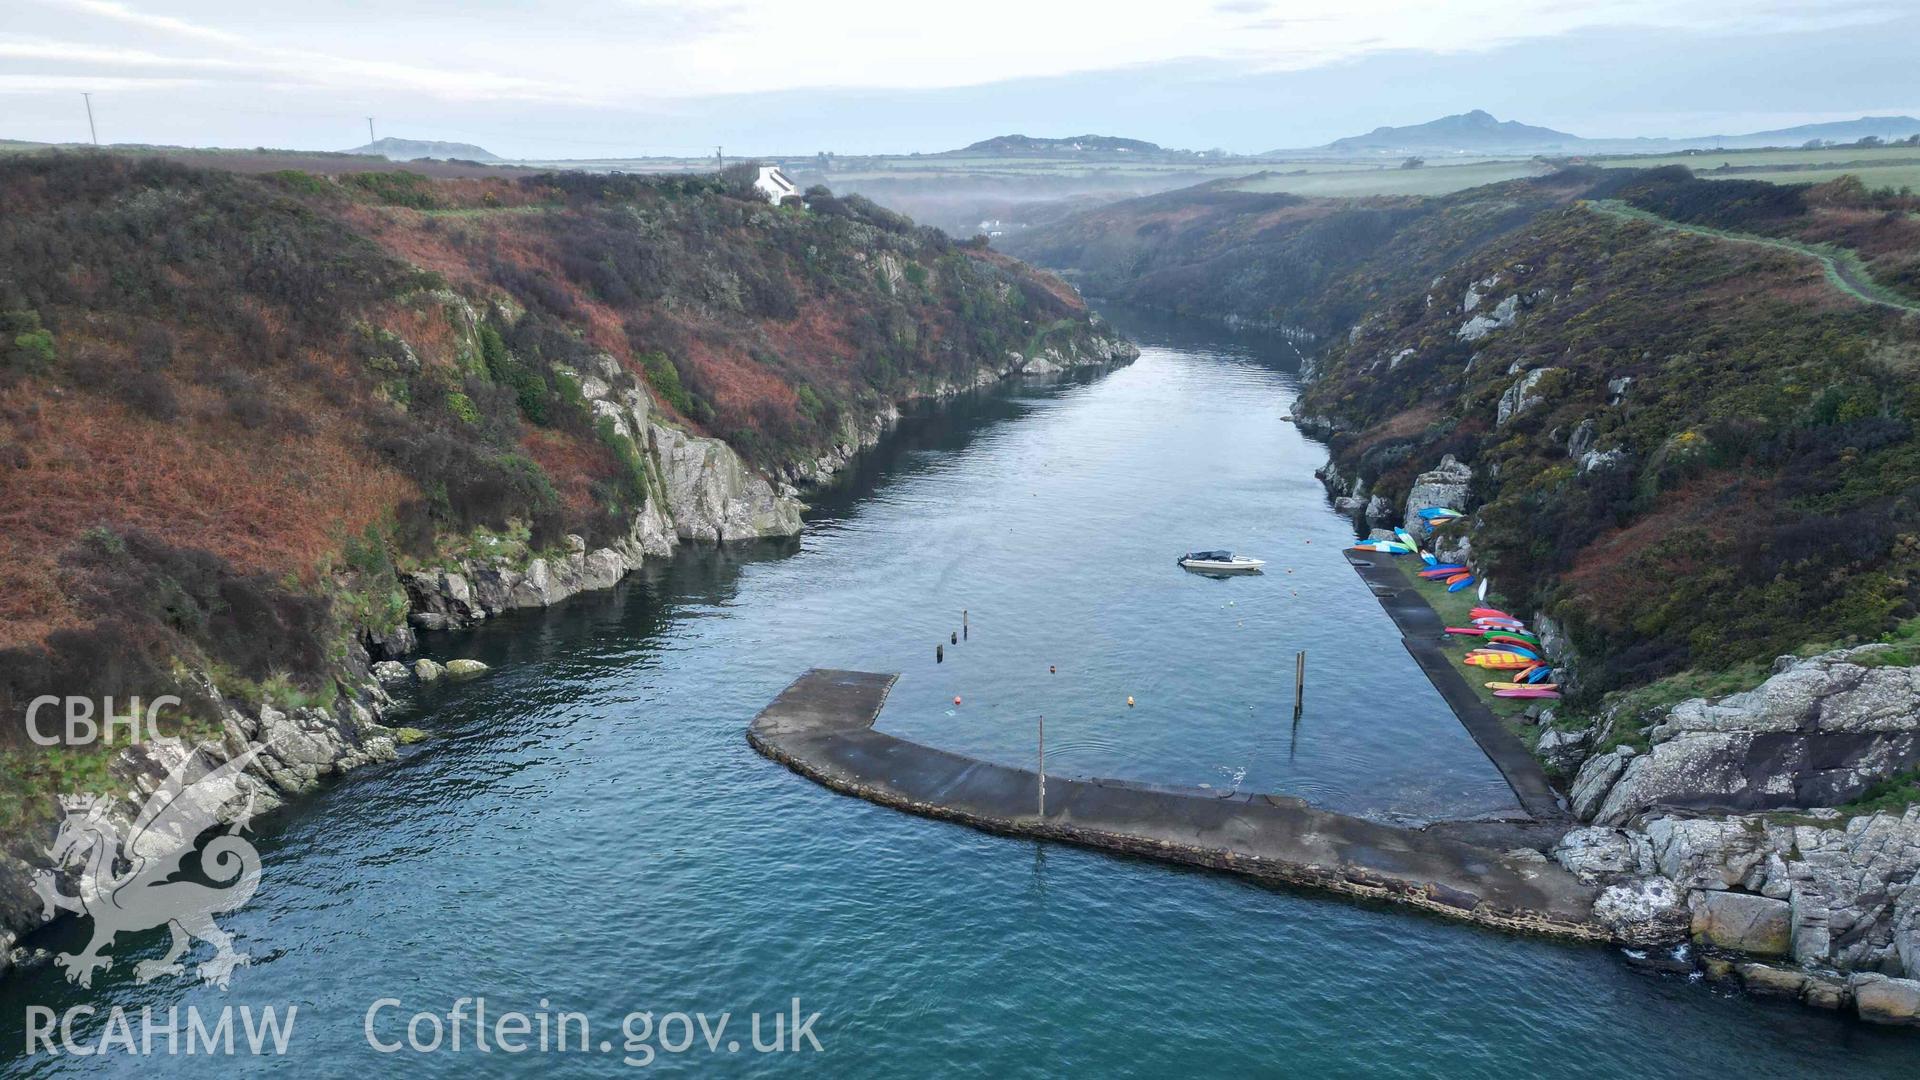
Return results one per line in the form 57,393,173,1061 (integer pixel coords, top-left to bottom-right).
82,92,97,145
367,117,376,144
715,145,723,168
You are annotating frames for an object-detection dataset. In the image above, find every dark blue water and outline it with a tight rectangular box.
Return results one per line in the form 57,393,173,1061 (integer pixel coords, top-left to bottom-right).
4,308,1912,1076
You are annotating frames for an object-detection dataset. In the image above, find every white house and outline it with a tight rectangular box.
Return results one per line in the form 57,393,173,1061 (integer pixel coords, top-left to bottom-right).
752,166,800,205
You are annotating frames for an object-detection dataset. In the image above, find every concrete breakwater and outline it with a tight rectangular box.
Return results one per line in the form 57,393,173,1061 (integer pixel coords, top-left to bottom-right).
749,669,1624,943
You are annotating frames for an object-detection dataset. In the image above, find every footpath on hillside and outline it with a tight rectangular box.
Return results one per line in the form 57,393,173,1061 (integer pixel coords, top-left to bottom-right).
1584,199,1920,316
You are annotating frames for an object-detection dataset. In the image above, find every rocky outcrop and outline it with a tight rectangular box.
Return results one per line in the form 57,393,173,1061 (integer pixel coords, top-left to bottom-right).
1853,973,1920,1026
1457,293,1520,341
1496,367,1556,426
653,425,803,541
1691,890,1791,956
1401,455,1473,540
1573,645,1920,825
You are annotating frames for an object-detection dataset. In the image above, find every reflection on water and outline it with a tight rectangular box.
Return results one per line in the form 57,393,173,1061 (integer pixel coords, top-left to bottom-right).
2,306,1912,1077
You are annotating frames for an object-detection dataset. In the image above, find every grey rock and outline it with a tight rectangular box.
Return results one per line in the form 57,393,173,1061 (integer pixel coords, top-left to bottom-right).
1457,293,1519,341
1567,418,1597,460
1577,448,1627,474
1646,816,1774,890
1463,272,1501,312
443,659,489,679
1497,367,1557,426
1402,455,1472,540
371,660,410,685
1591,647,1920,824
1591,875,1689,943
1536,725,1593,773
651,424,803,541
1551,826,1650,883
1852,973,1920,1026
1364,494,1395,528
1571,745,1635,820
1692,891,1792,956
1738,962,1810,998
1435,531,1472,566
413,658,445,682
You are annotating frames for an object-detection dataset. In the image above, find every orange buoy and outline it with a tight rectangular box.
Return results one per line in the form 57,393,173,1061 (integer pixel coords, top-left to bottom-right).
1126,696,1135,707
953,696,962,705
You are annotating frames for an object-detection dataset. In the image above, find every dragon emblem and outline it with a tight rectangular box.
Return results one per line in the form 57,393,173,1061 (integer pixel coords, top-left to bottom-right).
32,744,271,989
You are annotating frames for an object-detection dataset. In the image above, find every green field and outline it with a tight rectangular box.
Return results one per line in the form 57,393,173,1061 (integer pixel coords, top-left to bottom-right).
1588,143,1920,193
1226,160,1546,197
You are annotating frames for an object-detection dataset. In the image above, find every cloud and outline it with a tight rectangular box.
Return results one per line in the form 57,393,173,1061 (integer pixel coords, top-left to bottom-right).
17,0,1908,107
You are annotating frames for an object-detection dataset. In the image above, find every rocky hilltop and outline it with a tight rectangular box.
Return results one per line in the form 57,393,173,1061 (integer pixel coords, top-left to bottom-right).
0,153,1133,970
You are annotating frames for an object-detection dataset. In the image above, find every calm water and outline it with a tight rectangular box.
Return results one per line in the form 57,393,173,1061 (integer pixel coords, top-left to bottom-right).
4,308,1913,1076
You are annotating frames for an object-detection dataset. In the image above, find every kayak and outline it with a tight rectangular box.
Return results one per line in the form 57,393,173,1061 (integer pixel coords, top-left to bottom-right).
1470,607,1513,620
1417,507,1463,520
1444,627,1488,636
1523,665,1557,685
1494,688,1562,699
1486,681,1560,692
1419,549,1439,566
1350,541,1413,554
1485,634,1541,649
1465,652,1536,669
1393,527,1418,549
1418,566,1468,578
1446,575,1476,592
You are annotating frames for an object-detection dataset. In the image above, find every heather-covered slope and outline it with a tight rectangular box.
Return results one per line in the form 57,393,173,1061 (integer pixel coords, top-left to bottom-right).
1011,166,1920,698
996,171,1598,337
1293,170,1920,697
0,154,1129,748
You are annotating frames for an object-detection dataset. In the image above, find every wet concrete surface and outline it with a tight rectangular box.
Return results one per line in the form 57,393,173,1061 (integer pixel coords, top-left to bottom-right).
749,670,1606,941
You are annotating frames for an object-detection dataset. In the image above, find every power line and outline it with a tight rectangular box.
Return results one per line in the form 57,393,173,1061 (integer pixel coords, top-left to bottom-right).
82,92,97,145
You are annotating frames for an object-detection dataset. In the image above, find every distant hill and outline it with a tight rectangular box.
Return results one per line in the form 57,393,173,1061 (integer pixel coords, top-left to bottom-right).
347,137,500,162
1697,115,1920,149
1286,111,1920,157
950,134,1163,156
1312,110,1580,155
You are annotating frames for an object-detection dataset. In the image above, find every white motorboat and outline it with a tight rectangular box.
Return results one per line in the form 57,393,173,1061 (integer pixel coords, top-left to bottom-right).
1178,550,1265,573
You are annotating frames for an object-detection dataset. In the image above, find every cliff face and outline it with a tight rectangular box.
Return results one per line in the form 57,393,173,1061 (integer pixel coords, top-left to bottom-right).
0,153,1134,964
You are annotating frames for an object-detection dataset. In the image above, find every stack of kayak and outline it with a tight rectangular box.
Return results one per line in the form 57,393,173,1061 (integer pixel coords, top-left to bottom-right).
1410,527,1476,593
1347,525,1420,556
1444,608,1559,699
1348,523,1482,592
1416,507,1464,528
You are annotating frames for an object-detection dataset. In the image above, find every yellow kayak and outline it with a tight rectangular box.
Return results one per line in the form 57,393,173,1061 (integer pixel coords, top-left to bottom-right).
1464,652,1535,669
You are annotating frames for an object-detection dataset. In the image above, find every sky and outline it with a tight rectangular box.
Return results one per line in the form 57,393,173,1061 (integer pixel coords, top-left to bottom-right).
2,0,1917,157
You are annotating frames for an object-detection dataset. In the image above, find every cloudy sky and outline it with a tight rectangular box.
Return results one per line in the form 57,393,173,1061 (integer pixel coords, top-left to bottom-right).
3,0,1916,156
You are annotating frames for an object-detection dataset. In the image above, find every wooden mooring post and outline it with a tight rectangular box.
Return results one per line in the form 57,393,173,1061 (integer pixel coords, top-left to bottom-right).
1037,714,1045,817
1293,650,1306,717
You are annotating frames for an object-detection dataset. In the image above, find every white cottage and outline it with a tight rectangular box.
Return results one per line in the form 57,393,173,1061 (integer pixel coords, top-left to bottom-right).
752,166,800,205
